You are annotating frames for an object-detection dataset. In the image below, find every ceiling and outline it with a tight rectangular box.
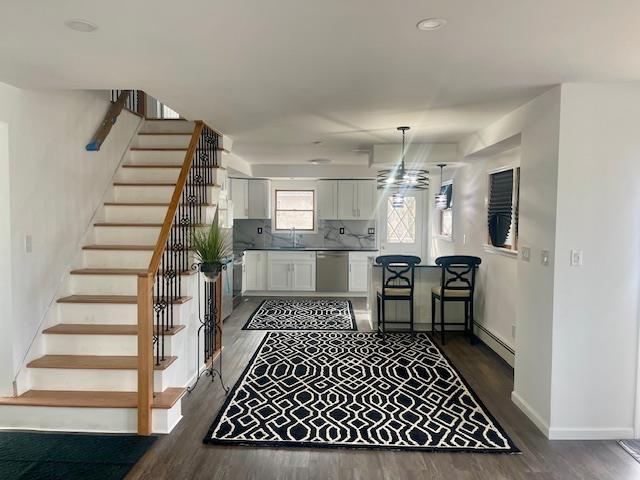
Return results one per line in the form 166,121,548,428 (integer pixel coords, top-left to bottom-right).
1,0,639,166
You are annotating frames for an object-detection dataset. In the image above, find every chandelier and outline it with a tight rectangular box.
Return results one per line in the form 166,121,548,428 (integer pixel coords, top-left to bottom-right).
376,126,429,193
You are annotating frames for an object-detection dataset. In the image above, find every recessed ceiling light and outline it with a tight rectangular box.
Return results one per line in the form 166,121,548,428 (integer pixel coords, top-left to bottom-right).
309,158,332,165
312,140,324,146
64,19,98,33
417,18,447,31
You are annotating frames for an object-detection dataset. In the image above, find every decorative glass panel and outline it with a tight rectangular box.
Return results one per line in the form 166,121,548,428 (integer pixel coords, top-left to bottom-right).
386,196,416,243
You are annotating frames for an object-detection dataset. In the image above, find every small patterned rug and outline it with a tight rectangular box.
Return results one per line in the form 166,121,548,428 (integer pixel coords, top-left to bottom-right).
242,298,357,331
619,439,640,463
204,331,519,453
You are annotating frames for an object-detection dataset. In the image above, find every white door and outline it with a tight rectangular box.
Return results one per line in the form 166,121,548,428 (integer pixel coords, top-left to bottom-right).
379,190,425,258
357,180,376,220
317,180,338,220
338,180,357,220
231,178,248,220
292,259,316,291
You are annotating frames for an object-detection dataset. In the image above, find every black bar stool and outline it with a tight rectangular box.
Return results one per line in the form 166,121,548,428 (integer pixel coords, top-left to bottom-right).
431,255,481,345
376,255,421,340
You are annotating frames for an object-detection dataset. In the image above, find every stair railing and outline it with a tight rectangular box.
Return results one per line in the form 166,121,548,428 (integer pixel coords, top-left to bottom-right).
136,120,220,435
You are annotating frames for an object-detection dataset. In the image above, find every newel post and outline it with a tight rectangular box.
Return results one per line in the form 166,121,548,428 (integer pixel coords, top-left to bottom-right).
137,273,154,435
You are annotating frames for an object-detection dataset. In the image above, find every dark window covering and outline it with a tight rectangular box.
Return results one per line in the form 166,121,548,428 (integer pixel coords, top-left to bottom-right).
439,183,453,209
488,169,514,247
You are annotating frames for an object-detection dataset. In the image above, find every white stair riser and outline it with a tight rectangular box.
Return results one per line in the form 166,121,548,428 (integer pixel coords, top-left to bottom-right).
104,205,169,223
29,367,174,392
0,403,181,434
94,226,161,245
44,333,176,356
134,135,192,149
69,274,192,296
83,249,153,269
114,185,219,203
57,303,185,325
117,168,180,183
139,120,195,134
129,150,187,164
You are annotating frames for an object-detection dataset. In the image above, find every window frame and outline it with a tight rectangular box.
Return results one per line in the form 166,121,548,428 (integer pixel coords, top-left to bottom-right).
274,189,316,231
485,165,520,253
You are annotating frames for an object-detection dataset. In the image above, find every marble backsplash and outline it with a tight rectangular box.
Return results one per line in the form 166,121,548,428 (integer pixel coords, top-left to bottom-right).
233,219,376,252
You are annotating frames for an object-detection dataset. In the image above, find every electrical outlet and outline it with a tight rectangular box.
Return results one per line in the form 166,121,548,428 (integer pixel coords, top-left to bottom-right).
570,249,583,266
521,246,531,262
257,227,263,235
541,249,550,266
368,228,375,235
24,234,32,253
339,227,345,234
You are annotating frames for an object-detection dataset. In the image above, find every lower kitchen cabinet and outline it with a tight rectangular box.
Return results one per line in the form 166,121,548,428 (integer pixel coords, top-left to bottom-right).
267,251,316,291
243,251,267,291
349,251,375,292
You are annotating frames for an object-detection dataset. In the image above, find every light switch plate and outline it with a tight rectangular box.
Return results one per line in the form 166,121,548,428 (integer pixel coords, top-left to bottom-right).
570,249,583,266
521,246,531,262
541,249,550,266
25,234,32,253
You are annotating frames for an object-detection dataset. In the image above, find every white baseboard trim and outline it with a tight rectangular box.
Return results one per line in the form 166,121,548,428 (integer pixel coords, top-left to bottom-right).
473,323,515,367
548,427,635,440
511,391,550,437
242,291,367,297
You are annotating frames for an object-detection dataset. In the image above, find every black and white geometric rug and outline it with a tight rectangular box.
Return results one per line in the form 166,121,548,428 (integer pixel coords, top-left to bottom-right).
204,332,519,453
242,298,357,331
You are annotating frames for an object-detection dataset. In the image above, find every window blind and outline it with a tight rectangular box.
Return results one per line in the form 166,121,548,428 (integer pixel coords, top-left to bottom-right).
488,169,514,247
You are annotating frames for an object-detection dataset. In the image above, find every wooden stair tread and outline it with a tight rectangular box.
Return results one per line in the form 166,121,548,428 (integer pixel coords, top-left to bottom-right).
103,202,216,207
57,295,191,304
0,388,185,409
27,355,177,370
138,132,192,136
130,147,187,151
82,244,155,250
122,164,224,169
94,222,163,228
43,324,185,336
113,182,221,187
69,268,196,276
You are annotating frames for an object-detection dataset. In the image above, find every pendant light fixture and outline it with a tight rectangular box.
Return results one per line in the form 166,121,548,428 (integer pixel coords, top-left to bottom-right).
377,126,429,192
435,164,449,210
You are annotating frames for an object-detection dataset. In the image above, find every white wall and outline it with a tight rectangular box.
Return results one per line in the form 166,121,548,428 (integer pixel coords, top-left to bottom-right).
431,149,521,365
0,84,140,394
548,83,640,439
0,121,13,394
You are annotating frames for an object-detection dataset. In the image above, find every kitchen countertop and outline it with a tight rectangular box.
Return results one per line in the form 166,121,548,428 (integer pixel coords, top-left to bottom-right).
238,247,379,252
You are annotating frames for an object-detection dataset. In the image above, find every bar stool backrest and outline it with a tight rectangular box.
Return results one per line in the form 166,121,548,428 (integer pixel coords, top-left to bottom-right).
375,255,421,296
435,255,482,294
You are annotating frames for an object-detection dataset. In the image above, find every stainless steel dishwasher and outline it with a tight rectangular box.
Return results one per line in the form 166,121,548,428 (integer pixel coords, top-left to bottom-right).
316,251,349,292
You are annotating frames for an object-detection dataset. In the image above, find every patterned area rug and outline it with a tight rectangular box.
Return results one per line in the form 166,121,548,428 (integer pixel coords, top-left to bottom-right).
204,332,519,453
619,439,640,463
242,298,357,331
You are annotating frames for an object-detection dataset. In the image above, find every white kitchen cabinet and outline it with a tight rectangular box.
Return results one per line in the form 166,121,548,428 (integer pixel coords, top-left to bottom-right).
244,251,267,291
317,180,338,220
337,180,377,220
349,251,375,292
267,251,316,291
231,178,249,220
248,179,271,219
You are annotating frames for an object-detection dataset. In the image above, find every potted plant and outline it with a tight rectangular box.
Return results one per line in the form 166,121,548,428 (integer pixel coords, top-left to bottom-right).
191,223,232,281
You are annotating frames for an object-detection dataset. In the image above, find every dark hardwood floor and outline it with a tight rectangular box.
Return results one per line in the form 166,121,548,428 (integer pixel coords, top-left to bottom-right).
127,297,640,480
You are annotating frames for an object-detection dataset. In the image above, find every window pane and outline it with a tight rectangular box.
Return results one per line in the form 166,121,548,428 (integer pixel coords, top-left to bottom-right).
276,191,314,210
276,211,314,230
386,196,416,243
441,209,453,237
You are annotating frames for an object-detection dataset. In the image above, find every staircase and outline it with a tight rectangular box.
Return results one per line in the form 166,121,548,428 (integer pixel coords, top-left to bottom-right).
0,118,226,434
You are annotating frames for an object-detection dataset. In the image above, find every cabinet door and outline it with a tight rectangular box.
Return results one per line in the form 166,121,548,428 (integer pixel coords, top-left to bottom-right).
267,255,291,290
231,179,248,220
338,180,358,220
248,179,271,219
292,259,316,291
348,261,368,292
317,180,338,220
244,251,262,291
357,180,377,220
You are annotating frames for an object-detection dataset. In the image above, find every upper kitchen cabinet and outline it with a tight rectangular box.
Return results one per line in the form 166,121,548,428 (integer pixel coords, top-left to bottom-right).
231,178,248,220
337,180,376,220
231,178,271,220
317,180,338,220
248,179,271,219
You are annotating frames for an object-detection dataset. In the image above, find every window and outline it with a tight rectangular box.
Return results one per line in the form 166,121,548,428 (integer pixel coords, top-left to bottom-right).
275,190,315,230
386,195,416,243
487,167,520,250
156,100,180,119
439,182,453,238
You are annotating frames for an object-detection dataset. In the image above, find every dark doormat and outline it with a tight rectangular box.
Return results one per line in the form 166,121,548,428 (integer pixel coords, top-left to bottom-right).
619,439,640,463
0,431,156,480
